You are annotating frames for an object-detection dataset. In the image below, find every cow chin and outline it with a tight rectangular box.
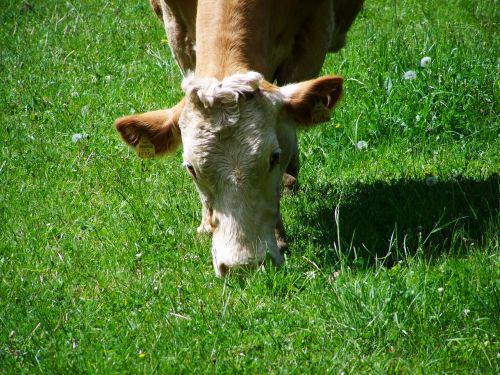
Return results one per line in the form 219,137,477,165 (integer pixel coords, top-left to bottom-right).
211,231,284,278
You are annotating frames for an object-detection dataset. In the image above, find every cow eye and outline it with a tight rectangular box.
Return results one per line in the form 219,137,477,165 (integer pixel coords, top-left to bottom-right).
183,162,197,180
269,150,281,171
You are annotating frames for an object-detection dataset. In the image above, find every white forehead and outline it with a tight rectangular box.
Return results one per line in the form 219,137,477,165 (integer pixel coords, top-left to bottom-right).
179,72,281,162
180,99,277,172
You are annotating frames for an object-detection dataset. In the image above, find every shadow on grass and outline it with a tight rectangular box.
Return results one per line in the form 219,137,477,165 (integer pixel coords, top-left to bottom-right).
289,174,499,267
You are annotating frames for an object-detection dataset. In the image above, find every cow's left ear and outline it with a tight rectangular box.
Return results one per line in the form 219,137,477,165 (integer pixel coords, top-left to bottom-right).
280,75,343,125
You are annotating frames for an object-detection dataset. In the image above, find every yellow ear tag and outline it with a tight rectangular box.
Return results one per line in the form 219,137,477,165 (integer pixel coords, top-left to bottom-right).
311,101,331,123
136,137,155,159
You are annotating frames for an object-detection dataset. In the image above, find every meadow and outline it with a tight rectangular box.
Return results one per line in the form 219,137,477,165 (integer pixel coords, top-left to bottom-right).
0,0,498,373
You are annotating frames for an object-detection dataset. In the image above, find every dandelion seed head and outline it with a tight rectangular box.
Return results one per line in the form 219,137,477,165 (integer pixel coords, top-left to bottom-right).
403,70,417,80
356,140,368,150
71,133,84,143
420,56,432,67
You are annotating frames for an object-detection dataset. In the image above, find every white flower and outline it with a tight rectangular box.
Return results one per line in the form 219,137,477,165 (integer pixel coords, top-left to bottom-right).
425,175,438,186
81,105,89,116
305,270,317,279
403,70,417,80
71,133,84,143
463,308,470,316
356,140,368,150
420,56,432,67
437,287,444,293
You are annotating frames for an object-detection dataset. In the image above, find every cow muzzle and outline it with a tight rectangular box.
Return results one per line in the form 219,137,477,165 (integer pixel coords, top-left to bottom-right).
211,234,284,277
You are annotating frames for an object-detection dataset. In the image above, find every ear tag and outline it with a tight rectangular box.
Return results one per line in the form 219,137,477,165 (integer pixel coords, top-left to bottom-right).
311,101,332,123
136,137,155,159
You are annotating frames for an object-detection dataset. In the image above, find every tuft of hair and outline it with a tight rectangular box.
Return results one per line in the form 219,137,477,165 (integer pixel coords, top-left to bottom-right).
181,72,263,127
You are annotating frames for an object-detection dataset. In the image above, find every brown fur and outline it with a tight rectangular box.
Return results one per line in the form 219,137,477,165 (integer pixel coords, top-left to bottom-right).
149,0,163,20
330,0,364,51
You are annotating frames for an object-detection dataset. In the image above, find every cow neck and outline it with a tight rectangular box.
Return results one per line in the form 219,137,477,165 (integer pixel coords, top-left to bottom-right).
194,0,270,80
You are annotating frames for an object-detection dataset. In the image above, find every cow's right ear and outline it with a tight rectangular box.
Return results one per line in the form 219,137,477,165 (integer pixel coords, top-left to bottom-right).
114,101,184,156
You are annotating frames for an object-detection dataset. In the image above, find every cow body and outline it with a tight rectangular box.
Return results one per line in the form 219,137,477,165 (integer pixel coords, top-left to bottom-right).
154,0,362,82
116,0,363,276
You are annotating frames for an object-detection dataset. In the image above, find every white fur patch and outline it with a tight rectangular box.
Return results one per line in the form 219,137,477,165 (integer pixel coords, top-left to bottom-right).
279,82,299,99
181,71,263,126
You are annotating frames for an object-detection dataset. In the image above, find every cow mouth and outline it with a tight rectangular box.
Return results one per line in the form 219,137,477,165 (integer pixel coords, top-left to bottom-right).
212,240,284,277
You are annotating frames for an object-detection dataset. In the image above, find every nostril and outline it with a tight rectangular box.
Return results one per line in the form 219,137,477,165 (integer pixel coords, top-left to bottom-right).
218,263,228,277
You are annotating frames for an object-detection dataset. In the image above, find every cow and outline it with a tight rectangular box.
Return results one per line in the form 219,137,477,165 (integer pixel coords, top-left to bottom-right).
115,0,364,277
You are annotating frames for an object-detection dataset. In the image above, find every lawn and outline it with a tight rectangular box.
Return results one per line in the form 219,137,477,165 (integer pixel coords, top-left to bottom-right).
0,0,498,373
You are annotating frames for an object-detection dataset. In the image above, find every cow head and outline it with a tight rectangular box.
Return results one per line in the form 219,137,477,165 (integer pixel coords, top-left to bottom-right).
115,72,342,277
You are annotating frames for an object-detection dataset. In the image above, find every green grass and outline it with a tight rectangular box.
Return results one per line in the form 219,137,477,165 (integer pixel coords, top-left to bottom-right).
1,0,498,373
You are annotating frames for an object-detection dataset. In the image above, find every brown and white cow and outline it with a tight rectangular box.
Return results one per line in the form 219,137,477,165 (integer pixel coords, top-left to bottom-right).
115,0,363,277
